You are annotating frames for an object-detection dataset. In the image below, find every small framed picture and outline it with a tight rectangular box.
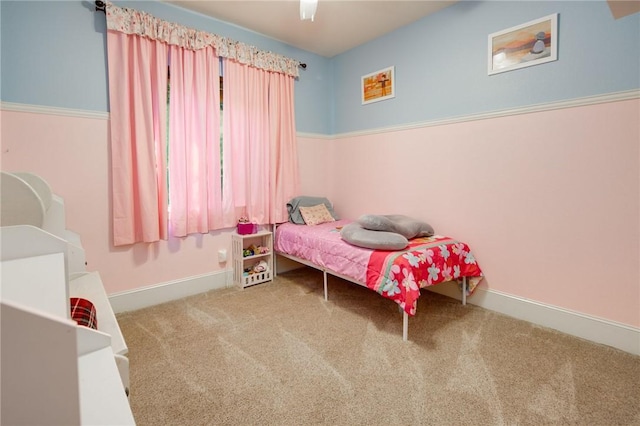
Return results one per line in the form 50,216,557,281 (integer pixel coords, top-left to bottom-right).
361,66,395,105
488,13,558,75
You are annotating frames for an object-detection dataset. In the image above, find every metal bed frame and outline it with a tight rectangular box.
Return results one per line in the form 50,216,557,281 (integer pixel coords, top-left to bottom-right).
272,224,468,341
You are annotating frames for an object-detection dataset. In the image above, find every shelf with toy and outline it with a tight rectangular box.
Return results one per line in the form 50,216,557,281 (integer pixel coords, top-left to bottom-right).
232,230,273,288
241,243,271,260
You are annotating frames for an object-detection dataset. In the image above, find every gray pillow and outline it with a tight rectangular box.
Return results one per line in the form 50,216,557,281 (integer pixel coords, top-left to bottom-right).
357,214,434,239
287,196,339,224
340,223,408,250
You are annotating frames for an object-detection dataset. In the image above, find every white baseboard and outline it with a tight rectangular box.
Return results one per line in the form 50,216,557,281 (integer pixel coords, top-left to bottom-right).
108,266,639,356
109,269,232,314
277,261,640,355
427,282,640,356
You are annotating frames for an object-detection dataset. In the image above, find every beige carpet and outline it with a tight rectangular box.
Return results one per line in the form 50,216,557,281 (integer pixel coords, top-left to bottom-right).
117,268,640,425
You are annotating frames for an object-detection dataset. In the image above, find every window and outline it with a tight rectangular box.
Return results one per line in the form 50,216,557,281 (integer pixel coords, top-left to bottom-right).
105,5,300,245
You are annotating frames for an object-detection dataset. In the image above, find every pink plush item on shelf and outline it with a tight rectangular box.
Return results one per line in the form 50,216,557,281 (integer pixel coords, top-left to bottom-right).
237,222,257,235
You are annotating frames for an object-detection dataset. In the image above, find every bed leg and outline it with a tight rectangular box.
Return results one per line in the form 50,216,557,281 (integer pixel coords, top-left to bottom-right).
402,312,408,342
323,270,328,301
273,252,277,278
462,276,467,306
272,224,277,278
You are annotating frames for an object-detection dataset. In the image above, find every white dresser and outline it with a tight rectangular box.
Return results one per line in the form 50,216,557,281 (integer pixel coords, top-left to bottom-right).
1,171,134,425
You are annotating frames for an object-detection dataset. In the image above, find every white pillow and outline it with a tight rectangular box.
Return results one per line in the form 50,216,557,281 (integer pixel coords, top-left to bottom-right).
299,204,336,226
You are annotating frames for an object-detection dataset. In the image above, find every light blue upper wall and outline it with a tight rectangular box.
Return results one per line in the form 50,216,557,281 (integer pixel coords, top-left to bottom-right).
2,1,638,136
331,1,640,134
0,1,331,134
0,1,108,113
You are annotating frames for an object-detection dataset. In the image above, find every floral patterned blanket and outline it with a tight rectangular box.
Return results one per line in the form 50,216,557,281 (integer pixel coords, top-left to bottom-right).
274,221,484,316
365,236,483,315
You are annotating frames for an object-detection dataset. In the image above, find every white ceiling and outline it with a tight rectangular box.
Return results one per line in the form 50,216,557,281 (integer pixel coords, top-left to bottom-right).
164,1,457,57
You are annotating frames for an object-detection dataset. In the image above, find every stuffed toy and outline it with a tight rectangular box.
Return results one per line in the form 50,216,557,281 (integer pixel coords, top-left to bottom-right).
253,260,268,273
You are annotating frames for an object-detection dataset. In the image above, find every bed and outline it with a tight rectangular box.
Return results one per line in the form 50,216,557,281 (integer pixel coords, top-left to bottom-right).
273,217,484,341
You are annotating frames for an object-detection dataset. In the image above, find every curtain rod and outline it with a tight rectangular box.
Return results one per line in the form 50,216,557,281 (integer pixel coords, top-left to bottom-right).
93,1,307,69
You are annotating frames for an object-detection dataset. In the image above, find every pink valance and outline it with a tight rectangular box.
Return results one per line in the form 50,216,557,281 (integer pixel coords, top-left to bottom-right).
104,1,301,78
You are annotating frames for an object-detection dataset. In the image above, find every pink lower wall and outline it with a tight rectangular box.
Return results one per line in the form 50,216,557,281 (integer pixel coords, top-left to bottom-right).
2,98,638,328
322,99,639,327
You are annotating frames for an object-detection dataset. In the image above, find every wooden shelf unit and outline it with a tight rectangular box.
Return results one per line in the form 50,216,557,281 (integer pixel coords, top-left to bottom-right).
232,230,273,288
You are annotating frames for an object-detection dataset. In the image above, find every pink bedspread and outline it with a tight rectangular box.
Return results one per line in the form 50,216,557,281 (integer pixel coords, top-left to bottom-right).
274,220,484,316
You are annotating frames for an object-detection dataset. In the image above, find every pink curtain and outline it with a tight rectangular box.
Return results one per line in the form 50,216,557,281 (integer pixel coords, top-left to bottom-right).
268,72,300,223
106,5,300,244
168,45,222,237
223,60,300,224
106,31,168,246
106,2,301,78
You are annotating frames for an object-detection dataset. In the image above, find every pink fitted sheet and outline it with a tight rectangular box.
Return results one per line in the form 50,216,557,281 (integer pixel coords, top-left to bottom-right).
274,220,372,284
